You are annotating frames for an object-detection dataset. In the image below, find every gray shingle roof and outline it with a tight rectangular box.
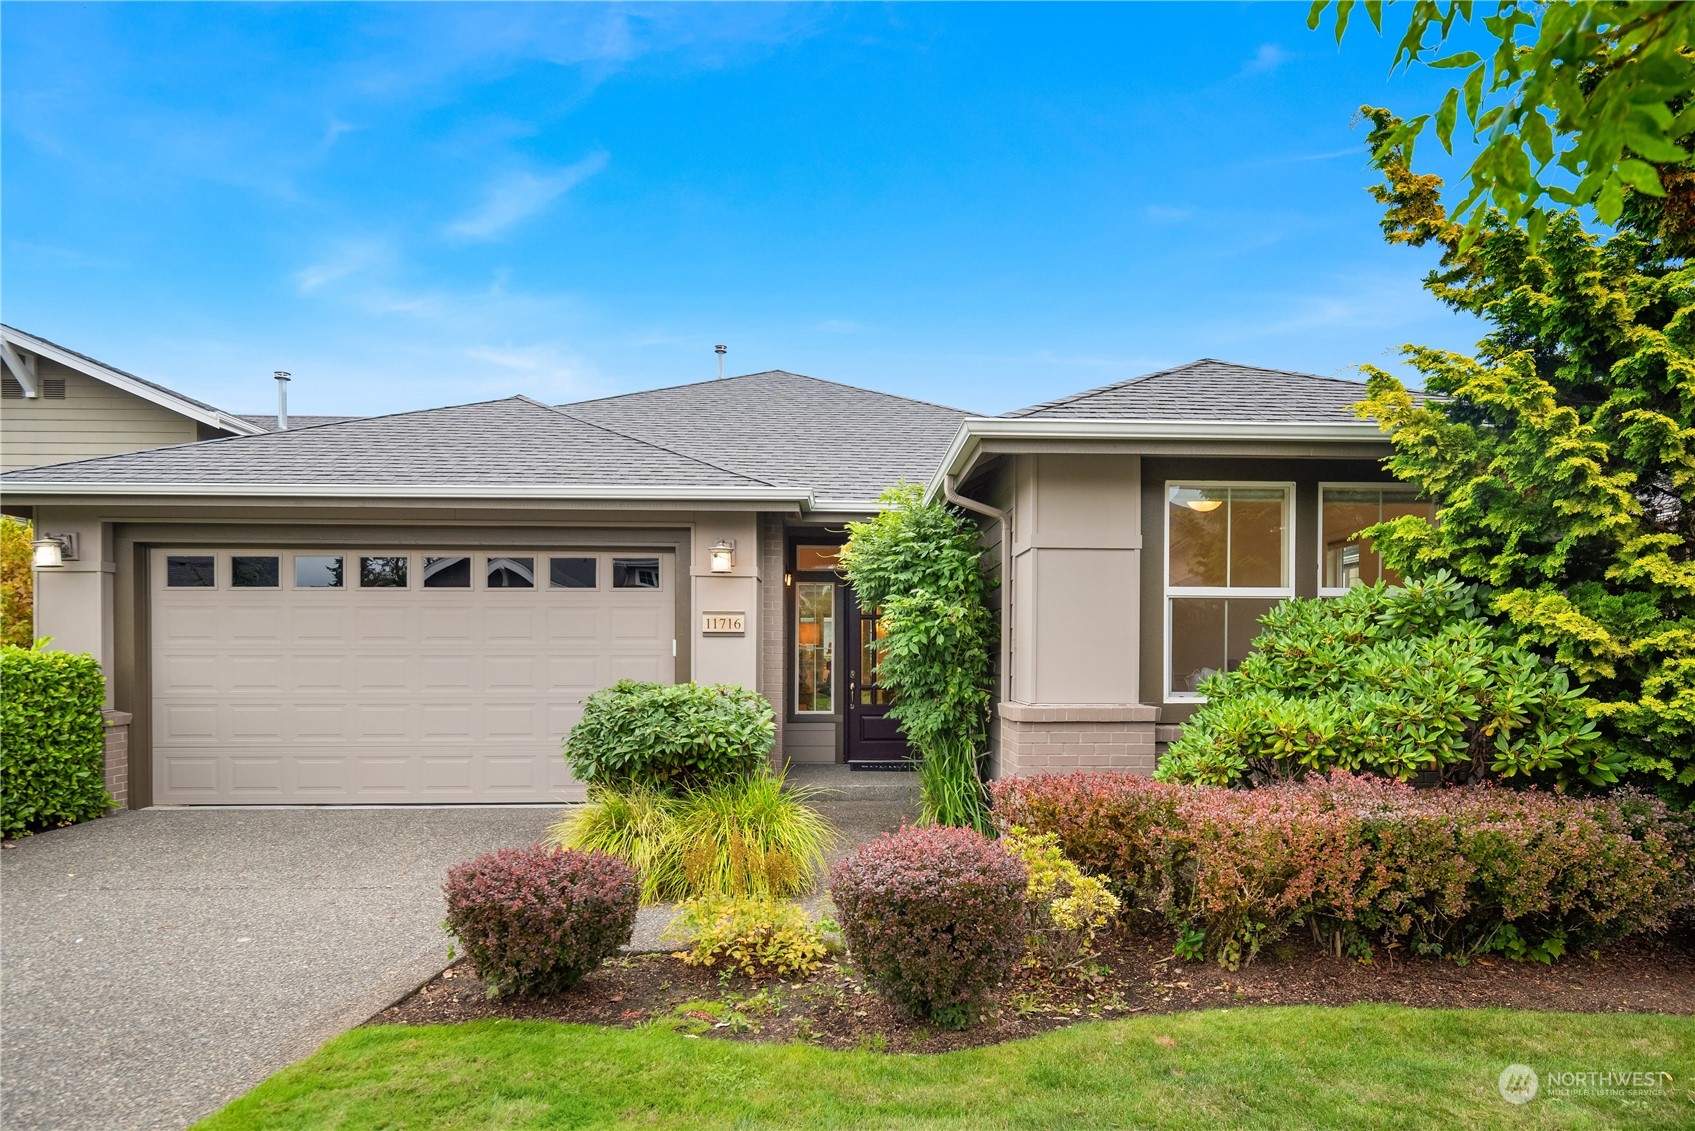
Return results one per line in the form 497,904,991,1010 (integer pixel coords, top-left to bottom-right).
237,414,365,432
1006,359,1377,422
2,396,773,489
562,370,972,507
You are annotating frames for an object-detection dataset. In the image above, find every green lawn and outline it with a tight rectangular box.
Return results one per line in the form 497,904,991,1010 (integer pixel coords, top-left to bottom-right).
197,1006,1692,1130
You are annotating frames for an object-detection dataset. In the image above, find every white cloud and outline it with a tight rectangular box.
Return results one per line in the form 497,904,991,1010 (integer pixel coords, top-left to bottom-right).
293,239,388,292
1241,44,1290,75
444,152,609,241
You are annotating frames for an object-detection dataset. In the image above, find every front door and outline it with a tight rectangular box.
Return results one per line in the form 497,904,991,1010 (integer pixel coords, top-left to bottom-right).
844,587,915,765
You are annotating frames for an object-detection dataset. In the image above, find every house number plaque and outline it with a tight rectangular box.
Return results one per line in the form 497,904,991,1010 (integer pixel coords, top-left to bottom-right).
701,612,746,635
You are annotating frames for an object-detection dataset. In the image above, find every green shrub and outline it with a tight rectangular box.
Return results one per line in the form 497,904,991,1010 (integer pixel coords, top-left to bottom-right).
663,896,838,979
1,644,112,837
563,680,775,793
1001,827,1120,970
546,771,835,904
1157,572,1612,789
0,517,32,649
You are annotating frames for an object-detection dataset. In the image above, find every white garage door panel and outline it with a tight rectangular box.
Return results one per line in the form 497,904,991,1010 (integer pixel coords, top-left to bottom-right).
151,548,674,804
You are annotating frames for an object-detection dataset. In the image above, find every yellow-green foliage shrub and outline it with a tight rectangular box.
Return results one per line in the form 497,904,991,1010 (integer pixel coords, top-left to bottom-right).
663,896,837,979
1002,826,1120,969
1,517,33,649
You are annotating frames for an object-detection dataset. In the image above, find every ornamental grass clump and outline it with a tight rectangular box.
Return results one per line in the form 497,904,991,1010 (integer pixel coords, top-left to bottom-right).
1000,827,1120,970
829,825,1026,1029
442,846,638,998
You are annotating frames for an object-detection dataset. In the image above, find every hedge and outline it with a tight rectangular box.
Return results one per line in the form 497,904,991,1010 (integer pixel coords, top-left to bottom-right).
992,771,1693,969
1,645,112,837
562,680,775,792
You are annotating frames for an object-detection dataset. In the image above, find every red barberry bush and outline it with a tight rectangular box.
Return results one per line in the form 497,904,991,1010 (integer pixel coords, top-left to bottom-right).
829,826,1027,1028
442,846,638,997
990,771,1178,908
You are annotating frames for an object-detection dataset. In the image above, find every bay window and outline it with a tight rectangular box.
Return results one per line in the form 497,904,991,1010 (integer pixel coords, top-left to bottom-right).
1165,483,1293,700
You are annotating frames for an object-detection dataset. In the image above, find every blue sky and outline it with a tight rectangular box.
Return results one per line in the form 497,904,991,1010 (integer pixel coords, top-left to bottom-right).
1,2,1487,417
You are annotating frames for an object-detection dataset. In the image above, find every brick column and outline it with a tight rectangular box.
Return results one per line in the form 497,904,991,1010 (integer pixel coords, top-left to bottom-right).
994,703,1158,778
101,709,131,810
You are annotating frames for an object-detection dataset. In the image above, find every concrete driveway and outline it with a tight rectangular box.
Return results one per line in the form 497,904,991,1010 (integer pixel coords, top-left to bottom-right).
0,806,554,1131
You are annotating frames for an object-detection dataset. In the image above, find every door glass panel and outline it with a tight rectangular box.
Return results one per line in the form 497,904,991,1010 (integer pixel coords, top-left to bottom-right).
612,557,660,589
550,557,597,589
359,556,408,588
294,555,344,588
230,556,279,588
858,615,893,706
1168,487,1228,587
166,556,215,588
795,582,834,713
1228,489,1287,588
795,545,841,571
486,556,535,588
422,556,471,588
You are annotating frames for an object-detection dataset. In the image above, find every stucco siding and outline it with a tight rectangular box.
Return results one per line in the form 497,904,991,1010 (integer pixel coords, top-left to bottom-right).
2,360,203,470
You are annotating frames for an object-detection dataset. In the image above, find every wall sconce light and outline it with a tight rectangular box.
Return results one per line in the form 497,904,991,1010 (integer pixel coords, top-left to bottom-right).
709,538,736,574
31,532,77,568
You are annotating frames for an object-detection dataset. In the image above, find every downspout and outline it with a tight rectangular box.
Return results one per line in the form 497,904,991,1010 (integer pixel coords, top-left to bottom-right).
943,472,1011,768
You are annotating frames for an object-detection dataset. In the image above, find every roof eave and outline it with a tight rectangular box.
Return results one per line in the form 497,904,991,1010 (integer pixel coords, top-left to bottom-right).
0,481,814,504
0,327,267,437
924,416,1387,500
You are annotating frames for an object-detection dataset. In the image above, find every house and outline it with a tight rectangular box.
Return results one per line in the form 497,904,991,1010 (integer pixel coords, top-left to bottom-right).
0,325,266,471
0,360,1430,809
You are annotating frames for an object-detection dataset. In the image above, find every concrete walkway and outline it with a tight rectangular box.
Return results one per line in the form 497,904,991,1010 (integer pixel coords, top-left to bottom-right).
0,768,917,1130
0,807,553,1131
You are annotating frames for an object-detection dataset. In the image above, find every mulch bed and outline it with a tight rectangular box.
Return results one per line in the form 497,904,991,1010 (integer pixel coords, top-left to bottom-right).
371,927,1695,1054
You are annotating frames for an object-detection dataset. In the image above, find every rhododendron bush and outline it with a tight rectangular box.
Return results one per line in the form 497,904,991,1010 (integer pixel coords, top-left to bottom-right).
993,772,1691,970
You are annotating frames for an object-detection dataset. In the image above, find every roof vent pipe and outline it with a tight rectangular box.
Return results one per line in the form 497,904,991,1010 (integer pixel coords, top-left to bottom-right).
714,344,727,380
273,371,291,430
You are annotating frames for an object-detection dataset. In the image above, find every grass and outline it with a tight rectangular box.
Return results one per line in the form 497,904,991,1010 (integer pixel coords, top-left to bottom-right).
195,1006,1693,1130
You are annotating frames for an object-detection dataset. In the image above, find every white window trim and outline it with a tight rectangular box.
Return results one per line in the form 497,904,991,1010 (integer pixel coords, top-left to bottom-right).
1163,481,1296,704
1315,483,1433,597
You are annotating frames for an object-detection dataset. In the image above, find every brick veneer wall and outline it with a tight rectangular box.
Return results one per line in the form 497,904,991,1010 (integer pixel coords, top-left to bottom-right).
758,514,786,763
995,703,1159,777
102,709,131,810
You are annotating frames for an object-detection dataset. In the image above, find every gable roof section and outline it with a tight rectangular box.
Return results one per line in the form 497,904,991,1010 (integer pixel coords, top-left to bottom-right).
1006,359,1379,422
0,324,266,436
563,370,971,509
1,395,802,501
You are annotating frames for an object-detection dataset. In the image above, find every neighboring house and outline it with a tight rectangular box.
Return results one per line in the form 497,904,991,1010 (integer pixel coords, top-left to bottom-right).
0,325,265,471
0,360,1428,809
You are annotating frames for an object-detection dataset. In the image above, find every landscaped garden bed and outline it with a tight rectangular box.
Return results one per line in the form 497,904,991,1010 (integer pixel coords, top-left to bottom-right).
373,926,1695,1054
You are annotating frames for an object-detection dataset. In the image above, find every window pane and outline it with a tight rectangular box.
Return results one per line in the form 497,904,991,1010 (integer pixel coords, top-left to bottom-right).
1168,486,1228,587
422,556,471,588
166,556,215,588
1322,489,1382,588
858,614,893,705
1226,598,1279,669
795,545,841,571
613,557,660,589
360,556,408,588
231,556,279,588
1378,493,1435,587
795,582,834,712
486,556,534,588
294,556,343,588
550,557,597,588
1170,598,1225,695
1228,489,1287,588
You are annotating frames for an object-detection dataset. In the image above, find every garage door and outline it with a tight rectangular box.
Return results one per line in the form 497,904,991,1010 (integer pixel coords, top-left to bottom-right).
149,548,675,804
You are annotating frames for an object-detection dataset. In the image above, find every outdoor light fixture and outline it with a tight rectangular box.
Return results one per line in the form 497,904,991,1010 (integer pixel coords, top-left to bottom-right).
31,532,76,568
709,538,736,573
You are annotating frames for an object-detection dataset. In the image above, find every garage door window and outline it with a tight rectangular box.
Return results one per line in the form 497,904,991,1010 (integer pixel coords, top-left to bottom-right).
294,555,344,588
487,556,535,588
550,557,597,588
166,556,216,587
422,556,471,588
231,556,280,588
360,556,409,588
613,557,660,589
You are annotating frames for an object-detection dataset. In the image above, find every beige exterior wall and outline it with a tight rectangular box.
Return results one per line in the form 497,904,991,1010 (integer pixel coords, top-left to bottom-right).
29,506,116,707
688,512,760,689
1,360,204,470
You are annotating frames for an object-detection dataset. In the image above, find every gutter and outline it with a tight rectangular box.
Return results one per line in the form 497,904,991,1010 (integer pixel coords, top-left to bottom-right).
0,481,815,504
924,416,1385,501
